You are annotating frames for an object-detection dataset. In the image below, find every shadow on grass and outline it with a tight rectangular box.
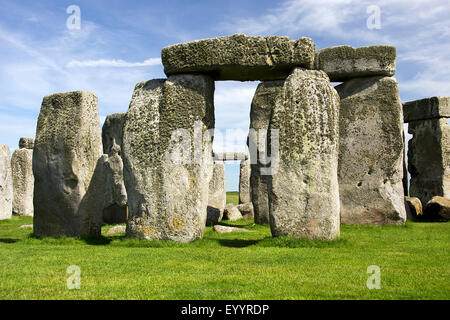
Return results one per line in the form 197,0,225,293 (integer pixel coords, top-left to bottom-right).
217,239,261,248
0,238,20,244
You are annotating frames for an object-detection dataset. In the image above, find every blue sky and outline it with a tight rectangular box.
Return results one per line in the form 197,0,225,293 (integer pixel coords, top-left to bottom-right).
0,0,449,191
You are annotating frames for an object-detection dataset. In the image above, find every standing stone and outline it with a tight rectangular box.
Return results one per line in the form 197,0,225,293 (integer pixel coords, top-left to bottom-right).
19,137,35,150
0,145,12,220
336,77,406,225
239,159,251,204
12,138,34,216
33,91,103,237
404,97,450,205
207,161,226,225
249,80,284,224
103,151,128,224
123,75,214,242
102,113,128,224
102,112,127,155
268,68,340,240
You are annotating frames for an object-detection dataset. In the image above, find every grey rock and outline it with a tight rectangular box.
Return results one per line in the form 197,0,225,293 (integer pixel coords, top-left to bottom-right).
33,91,103,237
19,137,34,150
0,145,12,220
102,112,127,155
408,118,450,205
268,68,340,240
11,148,34,216
106,225,126,235
424,196,450,219
207,162,226,225
236,202,254,220
403,97,450,123
315,45,396,82
249,80,285,224
103,152,128,224
213,225,251,233
123,75,214,242
404,196,423,220
19,224,33,230
162,34,315,81
223,204,243,222
213,152,248,161
337,76,406,225
239,159,251,204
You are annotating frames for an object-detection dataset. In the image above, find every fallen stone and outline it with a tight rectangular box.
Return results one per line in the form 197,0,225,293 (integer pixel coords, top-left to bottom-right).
249,80,284,224
19,137,34,150
162,34,315,81
33,91,103,237
337,76,406,225
268,68,340,240
223,204,243,222
407,117,450,205
102,112,127,155
239,159,251,204
106,225,126,235
424,196,450,219
236,202,254,220
18,224,33,230
207,162,226,225
404,197,423,220
403,97,450,123
11,147,34,216
0,144,12,220
315,45,396,82
213,225,251,233
123,75,214,242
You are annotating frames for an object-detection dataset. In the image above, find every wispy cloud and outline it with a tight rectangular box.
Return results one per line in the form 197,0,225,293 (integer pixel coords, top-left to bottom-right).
67,57,162,68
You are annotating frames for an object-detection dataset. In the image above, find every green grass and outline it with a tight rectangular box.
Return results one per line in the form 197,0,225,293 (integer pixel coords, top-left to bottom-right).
0,195,449,299
226,191,239,205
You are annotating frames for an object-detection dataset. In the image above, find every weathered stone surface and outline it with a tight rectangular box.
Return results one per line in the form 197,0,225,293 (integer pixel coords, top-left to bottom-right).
315,45,396,82
103,151,128,224
33,91,103,237
19,137,34,150
239,159,251,204
424,196,450,219
213,152,248,161
0,145,12,220
236,202,254,220
268,68,340,240
213,225,251,233
102,112,127,155
337,76,406,225
223,204,243,222
404,196,423,220
11,148,34,216
207,162,226,225
408,118,450,205
123,75,214,242
403,97,450,123
162,34,315,81
106,225,126,235
249,80,284,224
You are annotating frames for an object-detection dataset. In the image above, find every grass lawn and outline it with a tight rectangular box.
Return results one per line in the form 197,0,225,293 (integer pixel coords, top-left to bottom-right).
0,193,449,300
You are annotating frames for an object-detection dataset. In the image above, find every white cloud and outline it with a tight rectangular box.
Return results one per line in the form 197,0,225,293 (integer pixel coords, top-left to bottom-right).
67,57,162,68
